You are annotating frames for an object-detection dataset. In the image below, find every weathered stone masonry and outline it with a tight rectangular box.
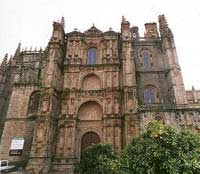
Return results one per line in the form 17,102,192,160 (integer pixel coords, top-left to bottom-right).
0,15,200,174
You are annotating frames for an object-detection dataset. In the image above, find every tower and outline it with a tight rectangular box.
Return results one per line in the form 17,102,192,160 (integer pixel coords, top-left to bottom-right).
159,15,187,106
121,16,138,144
26,19,65,173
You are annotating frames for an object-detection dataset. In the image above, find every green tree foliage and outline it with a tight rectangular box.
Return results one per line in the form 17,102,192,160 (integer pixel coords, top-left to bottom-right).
123,121,200,174
77,121,200,174
77,144,116,174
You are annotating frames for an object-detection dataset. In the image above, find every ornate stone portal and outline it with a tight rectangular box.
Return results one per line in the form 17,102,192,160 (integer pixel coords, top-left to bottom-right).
0,15,200,174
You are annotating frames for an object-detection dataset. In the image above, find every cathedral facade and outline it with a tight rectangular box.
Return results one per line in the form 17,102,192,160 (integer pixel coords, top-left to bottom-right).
0,15,200,174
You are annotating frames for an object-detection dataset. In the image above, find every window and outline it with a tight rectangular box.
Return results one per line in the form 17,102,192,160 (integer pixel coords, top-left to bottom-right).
143,51,150,70
88,48,97,65
28,91,41,114
144,88,156,104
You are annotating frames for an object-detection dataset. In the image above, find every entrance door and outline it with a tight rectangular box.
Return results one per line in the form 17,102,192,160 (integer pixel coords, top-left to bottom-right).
81,132,100,151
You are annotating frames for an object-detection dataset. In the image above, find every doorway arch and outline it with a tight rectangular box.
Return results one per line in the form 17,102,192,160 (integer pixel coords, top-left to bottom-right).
81,131,100,151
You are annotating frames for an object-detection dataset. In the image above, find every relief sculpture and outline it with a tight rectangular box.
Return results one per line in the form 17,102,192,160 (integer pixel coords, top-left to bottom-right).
35,123,45,143
57,127,65,156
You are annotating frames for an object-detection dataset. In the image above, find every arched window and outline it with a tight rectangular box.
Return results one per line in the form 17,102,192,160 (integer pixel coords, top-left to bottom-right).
87,48,97,65
144,86,158,104
28,91,41,114
143,51,150,70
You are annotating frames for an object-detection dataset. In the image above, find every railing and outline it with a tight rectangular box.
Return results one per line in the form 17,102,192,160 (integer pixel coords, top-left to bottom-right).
138,103,175,111
135,37,161,42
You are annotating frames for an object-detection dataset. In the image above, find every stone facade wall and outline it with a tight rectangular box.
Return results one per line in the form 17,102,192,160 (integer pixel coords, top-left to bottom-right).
0,86,38,161
0,15,199,174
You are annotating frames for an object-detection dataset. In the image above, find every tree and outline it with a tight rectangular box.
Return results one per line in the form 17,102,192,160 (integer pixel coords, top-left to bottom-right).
122,121,200,174
77,144,116,174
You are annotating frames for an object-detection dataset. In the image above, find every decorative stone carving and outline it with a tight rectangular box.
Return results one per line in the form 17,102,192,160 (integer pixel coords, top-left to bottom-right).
35,123,45,143
78,101,102,120
106,126,113,145
106,98,112,114
41,99,49,113
114,126,121,152
114,97,119,114
57,127,65,156
66,126,73,155
82,74,101,90
127,92,135,112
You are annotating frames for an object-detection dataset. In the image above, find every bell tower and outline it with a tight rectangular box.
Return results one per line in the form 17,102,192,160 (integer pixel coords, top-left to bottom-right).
159,15,187,106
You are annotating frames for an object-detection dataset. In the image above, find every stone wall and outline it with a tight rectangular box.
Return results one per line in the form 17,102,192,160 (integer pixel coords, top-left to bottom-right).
0,86,38,161
0,15,199,174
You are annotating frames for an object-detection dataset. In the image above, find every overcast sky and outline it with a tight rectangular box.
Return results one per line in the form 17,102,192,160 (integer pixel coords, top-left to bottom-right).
0,0,200,89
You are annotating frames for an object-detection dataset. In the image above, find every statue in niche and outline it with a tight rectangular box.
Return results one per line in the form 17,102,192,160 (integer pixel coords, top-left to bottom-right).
66,126,73,154
41,100,49,113
112,73,117,87
129,120,135,136
106,126,113,144
40,94,50,113
127,93,135,112
51,96,57,113
114,126,119,137
68,98,75,115
107,98,112,114
14,74,20,83
114,126,120,152
74,41,79,56
114,98,119,114
71,73,77,88
57,128,65,156
35,123,45,143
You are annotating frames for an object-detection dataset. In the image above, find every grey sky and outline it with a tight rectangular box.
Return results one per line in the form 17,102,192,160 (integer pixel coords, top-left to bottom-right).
0,0,200,89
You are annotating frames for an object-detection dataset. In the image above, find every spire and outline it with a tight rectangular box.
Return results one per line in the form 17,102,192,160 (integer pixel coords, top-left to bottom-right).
0,53,8,70
14,42,21,58
192,86,195,91
121,16,130,39
61,16,65,28
158,14,173,38
121,16,126,23
158,14,168,29
121,16,130,25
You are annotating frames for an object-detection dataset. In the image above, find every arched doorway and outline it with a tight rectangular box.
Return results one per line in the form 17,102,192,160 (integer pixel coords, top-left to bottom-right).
81,131,100,151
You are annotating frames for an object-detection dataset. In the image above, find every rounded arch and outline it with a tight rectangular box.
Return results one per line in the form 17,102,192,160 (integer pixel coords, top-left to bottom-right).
76,127,103,158
77,101,103,120
27,91,41,115
82,73,101,90
81,131,100,151
138,47,153,57
143,85,159,104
